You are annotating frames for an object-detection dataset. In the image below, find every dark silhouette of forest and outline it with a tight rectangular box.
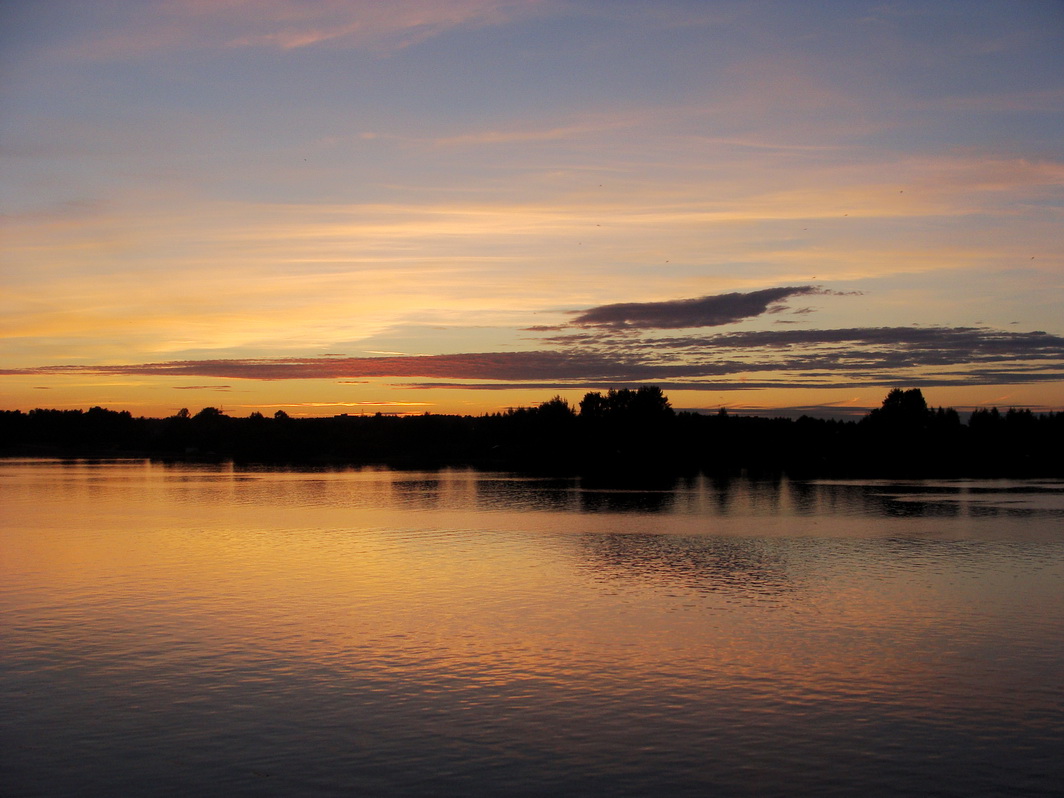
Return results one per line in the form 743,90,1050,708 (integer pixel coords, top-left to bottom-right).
1,387,1061,477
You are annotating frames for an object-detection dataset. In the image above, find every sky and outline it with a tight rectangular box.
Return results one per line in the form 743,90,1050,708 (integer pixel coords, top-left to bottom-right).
2,0,1063,418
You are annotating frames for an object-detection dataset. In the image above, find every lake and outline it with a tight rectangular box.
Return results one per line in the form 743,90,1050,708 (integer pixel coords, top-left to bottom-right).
2,459,1063,797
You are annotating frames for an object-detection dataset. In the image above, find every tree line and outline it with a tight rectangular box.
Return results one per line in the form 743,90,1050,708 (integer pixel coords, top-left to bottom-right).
1,387,1061,477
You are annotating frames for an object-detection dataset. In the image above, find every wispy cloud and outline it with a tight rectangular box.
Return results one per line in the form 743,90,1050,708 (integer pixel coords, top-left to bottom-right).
929,88,1064,114
226,0,533,51
56,0,546,60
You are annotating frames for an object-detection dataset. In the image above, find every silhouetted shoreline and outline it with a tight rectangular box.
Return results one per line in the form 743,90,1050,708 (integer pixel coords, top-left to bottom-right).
2,388,1061,478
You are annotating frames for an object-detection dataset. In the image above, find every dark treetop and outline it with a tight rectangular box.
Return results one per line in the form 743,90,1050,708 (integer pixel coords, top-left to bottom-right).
2,388,1061,478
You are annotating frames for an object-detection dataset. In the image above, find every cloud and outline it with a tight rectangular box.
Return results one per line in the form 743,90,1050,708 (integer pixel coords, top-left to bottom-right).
430,111,647,147
542,324,1064,354
626,326,1064,358
566,286,826,329
56,0,545,60
1,352,673,382
397,370,1064,392
4,326,1062,395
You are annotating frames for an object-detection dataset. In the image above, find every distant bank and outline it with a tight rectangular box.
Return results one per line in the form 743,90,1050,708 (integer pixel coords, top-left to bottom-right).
2,388,1061,478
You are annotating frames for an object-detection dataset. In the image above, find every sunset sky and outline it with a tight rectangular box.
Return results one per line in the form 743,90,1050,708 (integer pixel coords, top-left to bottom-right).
3,0,1063,418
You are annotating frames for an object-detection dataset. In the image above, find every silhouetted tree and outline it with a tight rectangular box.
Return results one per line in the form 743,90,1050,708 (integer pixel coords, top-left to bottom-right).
933,406,961,429
536,396,576,420
579,391,608,419
864,388,930,428
630,385,674,420
2,385,1060,477
969,407,1001,430
578,387,672,422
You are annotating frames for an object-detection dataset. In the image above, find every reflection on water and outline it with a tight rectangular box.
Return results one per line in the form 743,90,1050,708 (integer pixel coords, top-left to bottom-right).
581,534,797,599
2,460,1063,797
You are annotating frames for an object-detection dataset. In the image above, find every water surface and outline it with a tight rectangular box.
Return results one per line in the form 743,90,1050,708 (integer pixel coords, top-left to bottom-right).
2,460,1063,796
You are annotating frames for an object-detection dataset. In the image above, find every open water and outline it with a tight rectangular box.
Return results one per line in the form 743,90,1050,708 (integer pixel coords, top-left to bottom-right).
2,459,1063,797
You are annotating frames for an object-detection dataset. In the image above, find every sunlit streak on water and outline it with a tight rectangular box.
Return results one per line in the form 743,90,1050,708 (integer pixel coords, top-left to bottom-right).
2,461,1063,796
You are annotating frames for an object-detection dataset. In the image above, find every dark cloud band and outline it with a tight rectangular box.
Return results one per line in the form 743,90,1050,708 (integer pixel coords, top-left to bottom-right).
4,325,1062,391
567,286,824,329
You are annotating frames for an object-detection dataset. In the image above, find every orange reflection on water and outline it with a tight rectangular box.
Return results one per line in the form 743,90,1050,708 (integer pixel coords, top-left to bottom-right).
3,460,1061,731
